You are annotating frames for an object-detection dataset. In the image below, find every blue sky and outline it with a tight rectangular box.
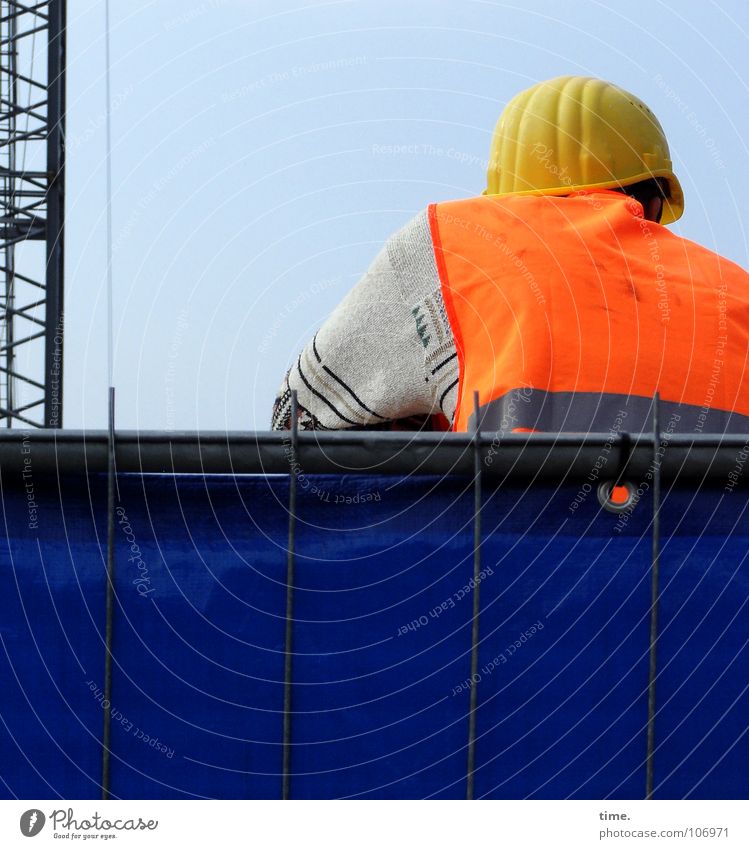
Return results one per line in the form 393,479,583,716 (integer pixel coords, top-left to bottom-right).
63,0,749,428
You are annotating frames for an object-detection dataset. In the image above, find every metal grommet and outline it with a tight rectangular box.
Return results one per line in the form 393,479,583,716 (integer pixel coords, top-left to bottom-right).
597,480,636,514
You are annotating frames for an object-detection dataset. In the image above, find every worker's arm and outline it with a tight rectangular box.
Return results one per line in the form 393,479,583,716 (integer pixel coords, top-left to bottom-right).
270,209,459,430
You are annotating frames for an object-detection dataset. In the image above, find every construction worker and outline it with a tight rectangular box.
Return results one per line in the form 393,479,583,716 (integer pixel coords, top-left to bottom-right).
272,75,749,434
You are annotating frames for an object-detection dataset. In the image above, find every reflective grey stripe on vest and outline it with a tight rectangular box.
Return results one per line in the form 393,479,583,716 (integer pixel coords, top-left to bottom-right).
468,388,749,434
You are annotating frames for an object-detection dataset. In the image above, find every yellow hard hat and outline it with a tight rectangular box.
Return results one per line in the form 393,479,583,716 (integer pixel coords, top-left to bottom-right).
486,75,684,224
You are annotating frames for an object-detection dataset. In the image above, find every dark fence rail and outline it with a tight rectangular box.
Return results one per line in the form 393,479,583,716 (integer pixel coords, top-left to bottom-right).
0,429,748,481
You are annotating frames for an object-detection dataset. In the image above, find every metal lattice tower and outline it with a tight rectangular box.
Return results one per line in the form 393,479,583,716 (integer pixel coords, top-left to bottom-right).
0,0,65,427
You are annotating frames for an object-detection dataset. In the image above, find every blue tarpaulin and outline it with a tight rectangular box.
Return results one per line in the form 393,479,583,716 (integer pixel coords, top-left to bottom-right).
1,470,747,799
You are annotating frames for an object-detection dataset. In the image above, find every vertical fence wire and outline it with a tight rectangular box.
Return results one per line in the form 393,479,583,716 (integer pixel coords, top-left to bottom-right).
282,390,298,799
104,0,114,388
466,390,482,799
646,392,661,799
100,0,116,801
101,386,116,799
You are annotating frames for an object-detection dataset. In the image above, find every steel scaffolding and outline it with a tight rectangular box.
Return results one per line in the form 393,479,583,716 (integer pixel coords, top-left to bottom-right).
0,0,65,427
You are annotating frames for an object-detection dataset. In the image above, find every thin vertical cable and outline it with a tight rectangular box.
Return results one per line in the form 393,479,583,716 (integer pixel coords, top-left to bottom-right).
466,390,482,799
646,392,661,799
101,0,115,801
102,386,116,799
281,390,298,799
104,0,113,387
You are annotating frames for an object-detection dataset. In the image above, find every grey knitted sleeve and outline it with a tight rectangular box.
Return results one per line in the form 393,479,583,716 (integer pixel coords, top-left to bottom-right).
270,208,459,430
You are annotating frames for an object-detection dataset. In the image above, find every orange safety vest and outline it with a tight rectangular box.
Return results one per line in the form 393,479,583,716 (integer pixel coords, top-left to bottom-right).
428,191,749,433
